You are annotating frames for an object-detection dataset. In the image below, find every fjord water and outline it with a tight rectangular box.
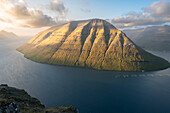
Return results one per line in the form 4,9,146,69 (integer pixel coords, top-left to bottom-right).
0,38,170,113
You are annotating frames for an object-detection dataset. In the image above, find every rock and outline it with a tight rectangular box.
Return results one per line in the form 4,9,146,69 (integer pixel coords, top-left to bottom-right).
17,18,170,71
0,84,8,87
0,85,78,113
45,106,78,113
0,85,44,113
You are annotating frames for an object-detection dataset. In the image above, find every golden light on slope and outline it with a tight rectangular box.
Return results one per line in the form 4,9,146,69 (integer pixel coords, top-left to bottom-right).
17,19,170,71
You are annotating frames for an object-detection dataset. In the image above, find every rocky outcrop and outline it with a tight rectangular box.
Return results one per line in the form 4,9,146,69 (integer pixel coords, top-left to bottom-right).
17,19,170,71
0,84,78,113
45,106,78,113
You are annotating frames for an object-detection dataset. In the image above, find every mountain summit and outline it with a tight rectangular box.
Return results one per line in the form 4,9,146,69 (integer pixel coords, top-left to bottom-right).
17,19,170,71
0,30,18,38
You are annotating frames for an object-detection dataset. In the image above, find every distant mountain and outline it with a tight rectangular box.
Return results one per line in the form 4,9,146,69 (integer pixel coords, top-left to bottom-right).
17,19,170,71
0,30,18,38
124,25,170,51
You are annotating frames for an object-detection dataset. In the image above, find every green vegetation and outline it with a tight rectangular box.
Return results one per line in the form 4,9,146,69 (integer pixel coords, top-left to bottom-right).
0,84,78,113
17,19,170,71
0,84,44,113
45,106,78,113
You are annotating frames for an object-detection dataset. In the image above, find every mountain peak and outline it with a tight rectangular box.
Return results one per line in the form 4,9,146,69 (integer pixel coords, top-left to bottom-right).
89,18,105,21
17,19,170,71
0,30,18,38
68,18,116,30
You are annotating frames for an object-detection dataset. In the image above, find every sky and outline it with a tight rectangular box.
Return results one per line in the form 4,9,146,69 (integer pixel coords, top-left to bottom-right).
0,0,170,36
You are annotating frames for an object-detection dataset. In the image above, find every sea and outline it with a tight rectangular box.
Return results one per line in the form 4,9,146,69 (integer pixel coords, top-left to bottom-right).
0,37,170,113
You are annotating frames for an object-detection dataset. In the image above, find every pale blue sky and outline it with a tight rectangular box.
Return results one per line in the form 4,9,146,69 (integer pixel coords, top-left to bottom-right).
0,0,170,36
25,0,165,20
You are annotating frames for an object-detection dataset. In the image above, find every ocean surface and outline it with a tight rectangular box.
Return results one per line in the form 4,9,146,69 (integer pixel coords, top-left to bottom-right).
0,37,170,113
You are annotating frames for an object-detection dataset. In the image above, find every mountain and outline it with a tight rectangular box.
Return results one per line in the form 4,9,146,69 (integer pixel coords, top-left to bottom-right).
17,19,170,71
0,30,18,38
123,25,170,51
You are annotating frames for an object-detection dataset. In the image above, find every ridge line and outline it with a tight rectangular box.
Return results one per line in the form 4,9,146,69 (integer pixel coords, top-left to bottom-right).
48,22,79,63
100,23,111,69
74,21,93,66
84,23,98,66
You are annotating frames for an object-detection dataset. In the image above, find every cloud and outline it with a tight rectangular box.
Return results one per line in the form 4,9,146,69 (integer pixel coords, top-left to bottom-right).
78,0,90,6
111,0,170,28
80,8,91,13
0,0,67,28
143,0,170,17
50,0,68,18
0,18,12,23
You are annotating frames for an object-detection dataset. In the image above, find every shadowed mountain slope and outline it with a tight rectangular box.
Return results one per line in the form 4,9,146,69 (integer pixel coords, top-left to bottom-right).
17,19,170,71
124,25,170,51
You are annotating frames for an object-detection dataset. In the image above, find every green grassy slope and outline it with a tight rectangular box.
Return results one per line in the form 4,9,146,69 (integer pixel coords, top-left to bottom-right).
17,19,170,71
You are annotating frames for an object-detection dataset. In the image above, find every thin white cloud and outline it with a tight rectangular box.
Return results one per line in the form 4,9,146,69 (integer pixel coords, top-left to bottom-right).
111,0,170,28
77,0,90,6
0,0,68,28
81,8,91,13
77,0,91,13
50,0,68,18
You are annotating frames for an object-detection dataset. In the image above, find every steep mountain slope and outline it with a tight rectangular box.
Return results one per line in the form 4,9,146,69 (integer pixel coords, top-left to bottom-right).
124,25,170,51
0,30,18,38
0,84,78,113
17,19,170,71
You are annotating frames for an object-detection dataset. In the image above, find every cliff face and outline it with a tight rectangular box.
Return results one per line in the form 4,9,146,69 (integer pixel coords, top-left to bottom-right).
0,84,78,113
0,84,44,113
17,19,170,71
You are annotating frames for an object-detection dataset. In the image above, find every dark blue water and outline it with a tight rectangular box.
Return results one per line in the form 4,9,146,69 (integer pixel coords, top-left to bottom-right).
0,38,170,113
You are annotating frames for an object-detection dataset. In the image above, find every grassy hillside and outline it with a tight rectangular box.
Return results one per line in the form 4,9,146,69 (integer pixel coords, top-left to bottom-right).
0,84,78,113
17,19,170,71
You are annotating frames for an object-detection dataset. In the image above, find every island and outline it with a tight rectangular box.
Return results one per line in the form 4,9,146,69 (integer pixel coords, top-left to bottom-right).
17,19,170,71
